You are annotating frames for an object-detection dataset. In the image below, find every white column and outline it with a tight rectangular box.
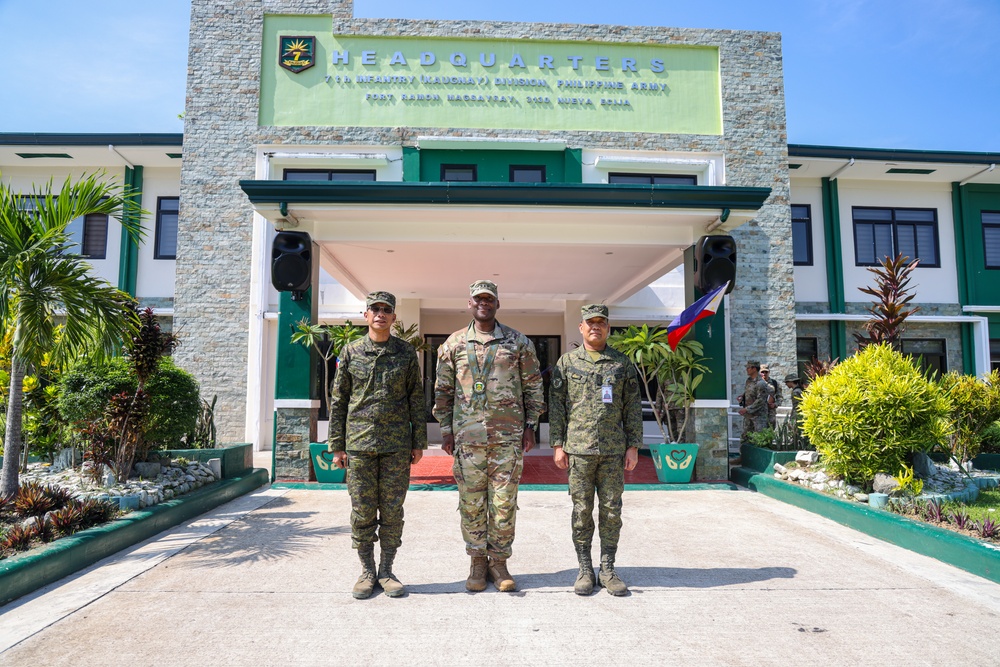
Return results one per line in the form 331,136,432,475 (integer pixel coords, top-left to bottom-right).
563,299,585,353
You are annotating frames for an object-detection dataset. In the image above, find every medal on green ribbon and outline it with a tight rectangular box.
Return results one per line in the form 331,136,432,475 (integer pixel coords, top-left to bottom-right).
467,325,499,400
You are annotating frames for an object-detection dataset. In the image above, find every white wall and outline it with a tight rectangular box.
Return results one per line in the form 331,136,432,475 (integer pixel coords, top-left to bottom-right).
789,178,828,303
3,166,126,287
580,148,726,185
135,167,181,300
837,180,958,304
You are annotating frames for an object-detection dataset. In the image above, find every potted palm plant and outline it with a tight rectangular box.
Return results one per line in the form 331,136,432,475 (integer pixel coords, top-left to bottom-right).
291,320,363,483
608,325,708,482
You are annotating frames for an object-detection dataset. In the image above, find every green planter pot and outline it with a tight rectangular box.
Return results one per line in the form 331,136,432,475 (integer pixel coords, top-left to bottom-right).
740,444,799,474
309,443,346,483
649,443,699,483
868,492,889,509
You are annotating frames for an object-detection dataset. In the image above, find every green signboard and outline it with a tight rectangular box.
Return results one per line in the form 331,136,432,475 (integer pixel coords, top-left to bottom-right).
261,16,722,135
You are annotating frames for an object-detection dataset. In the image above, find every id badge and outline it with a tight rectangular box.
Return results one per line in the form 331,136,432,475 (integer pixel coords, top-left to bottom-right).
601,385,613,403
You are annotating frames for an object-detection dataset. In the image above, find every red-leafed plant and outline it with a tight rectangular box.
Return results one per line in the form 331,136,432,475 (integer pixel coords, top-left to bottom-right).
855,253,920,350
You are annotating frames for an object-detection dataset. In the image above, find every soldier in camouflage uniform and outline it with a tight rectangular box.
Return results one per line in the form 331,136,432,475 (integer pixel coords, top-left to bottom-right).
738,360,771,444
784,372,806,447
760,364,782,428
433,280,545,593
549,304,643,596
328,291,427,599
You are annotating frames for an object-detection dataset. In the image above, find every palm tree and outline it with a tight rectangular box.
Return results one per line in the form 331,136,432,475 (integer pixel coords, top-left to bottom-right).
0,173,143,497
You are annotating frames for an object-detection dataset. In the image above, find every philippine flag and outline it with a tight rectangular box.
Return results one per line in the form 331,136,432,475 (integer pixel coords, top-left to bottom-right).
666,281,730,350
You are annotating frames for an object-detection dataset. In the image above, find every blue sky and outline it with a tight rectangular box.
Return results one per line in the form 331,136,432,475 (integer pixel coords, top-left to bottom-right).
1,0,997,152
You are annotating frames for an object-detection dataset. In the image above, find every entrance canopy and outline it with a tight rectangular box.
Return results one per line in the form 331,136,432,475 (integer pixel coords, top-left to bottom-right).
240,181,770,308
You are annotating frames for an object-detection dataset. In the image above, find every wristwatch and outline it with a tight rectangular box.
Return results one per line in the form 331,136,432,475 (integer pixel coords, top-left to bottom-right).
525,421,537,431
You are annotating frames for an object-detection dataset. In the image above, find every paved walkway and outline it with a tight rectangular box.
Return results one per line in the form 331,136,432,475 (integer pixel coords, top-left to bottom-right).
3,478,1000,666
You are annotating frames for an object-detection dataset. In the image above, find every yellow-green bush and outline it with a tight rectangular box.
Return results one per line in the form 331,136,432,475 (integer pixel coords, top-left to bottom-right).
799,343,951,484
939,370,1000,463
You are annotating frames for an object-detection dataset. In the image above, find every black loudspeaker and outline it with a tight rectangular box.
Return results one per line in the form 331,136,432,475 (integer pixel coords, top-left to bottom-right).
694,235,737,294
271,231,312,292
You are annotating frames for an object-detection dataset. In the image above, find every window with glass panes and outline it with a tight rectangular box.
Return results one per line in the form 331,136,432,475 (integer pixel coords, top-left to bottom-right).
901,338,947,378
796,337,818,382
510,166,545,183
155,197,179,260
791,204,813,266
19,196,107,258
852,207,939,267
608,172,697,185
282,169,376,181
440,165,477,181
982,211,1000,269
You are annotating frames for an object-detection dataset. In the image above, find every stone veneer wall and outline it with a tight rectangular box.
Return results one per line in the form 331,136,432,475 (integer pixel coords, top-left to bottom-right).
794,302,966,373
693,407,730,481
177,0,793,443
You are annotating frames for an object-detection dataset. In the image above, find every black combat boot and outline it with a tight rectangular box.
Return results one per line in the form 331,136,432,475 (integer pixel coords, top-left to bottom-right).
574,547,596,596
598,547,628,596
378,549,405,597
352,544,377,599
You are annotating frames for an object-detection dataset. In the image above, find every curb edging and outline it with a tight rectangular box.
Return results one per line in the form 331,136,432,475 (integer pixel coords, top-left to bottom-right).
0,469,269,606
737,468,1000,584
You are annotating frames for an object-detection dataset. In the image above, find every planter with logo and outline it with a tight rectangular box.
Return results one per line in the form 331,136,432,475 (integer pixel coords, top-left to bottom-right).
309,443,347,483
650,443,699,483
608,325,710,483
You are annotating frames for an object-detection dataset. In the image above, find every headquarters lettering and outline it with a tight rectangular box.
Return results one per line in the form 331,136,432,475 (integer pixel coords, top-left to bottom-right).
332,49,666,73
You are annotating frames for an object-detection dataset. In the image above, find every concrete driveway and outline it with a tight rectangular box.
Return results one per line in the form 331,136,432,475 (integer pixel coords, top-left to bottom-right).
3,486,1000,666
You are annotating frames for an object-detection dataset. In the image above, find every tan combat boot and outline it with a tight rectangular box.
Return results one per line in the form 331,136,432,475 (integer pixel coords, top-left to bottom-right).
352,544,377,599
378,549,405,598
487,557,517,592
466,555,488,592
574,548,596,596
598,548,628,596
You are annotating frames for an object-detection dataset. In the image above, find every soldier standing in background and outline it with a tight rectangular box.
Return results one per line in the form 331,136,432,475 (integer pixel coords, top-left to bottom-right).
328,291,426,599
549,304,643,596
760,364,782,428
433,280,545,593
784,372,806,447
738,360,770,443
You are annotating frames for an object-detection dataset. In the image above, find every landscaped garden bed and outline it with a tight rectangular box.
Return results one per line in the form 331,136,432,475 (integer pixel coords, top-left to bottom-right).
0,457,221,561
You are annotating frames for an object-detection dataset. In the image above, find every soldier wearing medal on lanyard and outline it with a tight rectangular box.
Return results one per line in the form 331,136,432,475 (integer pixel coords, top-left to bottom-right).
327,291,427,599
433,280,546,593
549,304,643,596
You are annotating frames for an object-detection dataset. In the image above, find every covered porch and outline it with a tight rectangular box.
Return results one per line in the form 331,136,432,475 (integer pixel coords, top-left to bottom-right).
239,180,769,481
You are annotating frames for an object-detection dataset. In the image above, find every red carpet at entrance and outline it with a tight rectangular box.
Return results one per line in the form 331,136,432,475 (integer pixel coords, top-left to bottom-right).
408,453,661,486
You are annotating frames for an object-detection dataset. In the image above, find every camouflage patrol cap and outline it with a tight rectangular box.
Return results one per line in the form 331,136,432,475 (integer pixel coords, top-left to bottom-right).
746,360,761,370
760,364,770,373
784,373,800,383
470,279,499,299
365,290,396,309
581,304,609,321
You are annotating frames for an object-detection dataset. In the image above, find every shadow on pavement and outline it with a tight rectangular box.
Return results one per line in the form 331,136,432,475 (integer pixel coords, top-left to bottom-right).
403,565,796,594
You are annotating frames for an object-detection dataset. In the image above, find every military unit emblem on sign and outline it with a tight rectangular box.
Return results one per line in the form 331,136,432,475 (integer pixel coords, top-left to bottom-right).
280,36,315,73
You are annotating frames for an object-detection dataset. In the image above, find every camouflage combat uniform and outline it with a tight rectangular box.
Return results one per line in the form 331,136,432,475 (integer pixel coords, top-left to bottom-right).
765,376,782,428
328,334,426,551
740,375,771,443
432,321,545,559
549,345,643,551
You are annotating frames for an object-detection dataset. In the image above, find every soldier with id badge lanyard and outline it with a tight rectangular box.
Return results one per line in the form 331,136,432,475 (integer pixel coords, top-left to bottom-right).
433,280,545,593
549,304,643,596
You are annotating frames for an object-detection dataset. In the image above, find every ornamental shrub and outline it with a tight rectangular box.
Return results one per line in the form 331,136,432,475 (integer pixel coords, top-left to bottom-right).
58,357,200,449
939,370,1000,463
981,421,1000,454
799,343,951,485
